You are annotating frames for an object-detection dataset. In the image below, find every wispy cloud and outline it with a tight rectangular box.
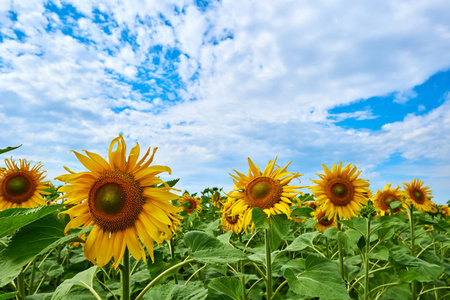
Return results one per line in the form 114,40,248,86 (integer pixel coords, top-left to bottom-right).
1,0,450,204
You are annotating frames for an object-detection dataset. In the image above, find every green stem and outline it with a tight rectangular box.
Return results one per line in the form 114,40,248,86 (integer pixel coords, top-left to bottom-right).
364,217,371,300
409,206,416,300
121,249,130,300
265,228,273,300
28,259,36,295
338,222,344,280
169,238,178,284
135,259,195,300
17,270,25,300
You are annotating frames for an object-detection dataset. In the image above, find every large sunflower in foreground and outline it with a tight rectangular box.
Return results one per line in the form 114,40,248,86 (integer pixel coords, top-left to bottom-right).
372,183,405,216
403,179,434,212
227,157,304,230
0,158,49,210
56,135,181,269
309,162,370,220
178,192,202,215
311,207,337,232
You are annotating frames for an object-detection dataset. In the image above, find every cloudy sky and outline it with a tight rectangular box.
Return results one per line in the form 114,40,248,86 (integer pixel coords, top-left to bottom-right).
1,0,449,204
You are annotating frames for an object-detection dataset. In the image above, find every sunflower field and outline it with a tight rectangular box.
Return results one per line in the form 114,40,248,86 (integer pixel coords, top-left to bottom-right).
0,136,449,300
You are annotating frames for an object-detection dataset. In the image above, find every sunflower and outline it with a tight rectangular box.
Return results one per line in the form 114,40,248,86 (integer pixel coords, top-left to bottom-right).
55,135,181,269
372,183,405,216
227,157,304,230
403,179,434,212
0,158,50,210
309,162,369,220
441,205,450,218
311,207,337,232
220,199,244,234
178,192,202,214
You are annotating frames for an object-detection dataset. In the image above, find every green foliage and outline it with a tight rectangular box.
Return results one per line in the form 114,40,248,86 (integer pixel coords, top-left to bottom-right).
0,145,21,154
284,255,350,300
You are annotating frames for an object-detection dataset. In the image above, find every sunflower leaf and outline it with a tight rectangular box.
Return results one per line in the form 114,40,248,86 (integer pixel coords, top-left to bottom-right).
291,206,314,217
285,255,350,300
143,282,208,300
184,231,247,264
284,231,319,252
207,276,244,300
0,204,64,239
252,208,269,230
0,214,93,287
51,266,99,300
0,292,17,300
0,145,21,154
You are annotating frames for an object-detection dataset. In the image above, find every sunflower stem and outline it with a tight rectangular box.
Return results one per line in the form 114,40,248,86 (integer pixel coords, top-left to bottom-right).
338,222,345,280
28,259,36,295
135,258,195,300
169,238,178,284
17,269,25,300
409,205,416,300
264,228,273,300
364,217,371,300
121,248,130,300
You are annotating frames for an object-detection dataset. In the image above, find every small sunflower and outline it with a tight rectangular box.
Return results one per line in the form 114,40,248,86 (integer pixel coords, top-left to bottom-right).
56,135,181,269
372,183,405,216
220,199,244,234
309,162,369,220
403,179,434,212
311,207,337,232
178,192,202,214
440,205,449,218
0,158,49,210
227,157,304,230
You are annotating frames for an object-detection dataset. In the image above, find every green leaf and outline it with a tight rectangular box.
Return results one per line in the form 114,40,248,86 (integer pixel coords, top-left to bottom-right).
217,230,233,244
158,178,180,188
269,213,291,249
0,214,93,287
0,292,17,300
291,207,314,218
0,145,21,154
377,227,395,242
208,277,244,300
285,255,350,300
390,201,403,209
143,282,208,300
285,232,319,252
184,231,247,264
368,247,389,261
51,266,99,300
252,208,269,230
147,250,181,284
0,204,64,238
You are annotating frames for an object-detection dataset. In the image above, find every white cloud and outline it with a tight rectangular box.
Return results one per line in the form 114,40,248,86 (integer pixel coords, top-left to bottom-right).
1,0,450,204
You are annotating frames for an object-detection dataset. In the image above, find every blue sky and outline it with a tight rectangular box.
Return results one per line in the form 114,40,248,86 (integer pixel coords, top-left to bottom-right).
1,0,449,205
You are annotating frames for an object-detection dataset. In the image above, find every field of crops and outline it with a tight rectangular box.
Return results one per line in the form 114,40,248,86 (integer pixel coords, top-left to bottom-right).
0,137,449,300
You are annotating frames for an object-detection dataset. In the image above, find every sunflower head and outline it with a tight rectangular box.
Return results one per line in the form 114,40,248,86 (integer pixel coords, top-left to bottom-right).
311,207,337,232
0,158,50,210
372,183,405,216
309,162,369,220
440,205,450,218
219,199,244,234
56,135,181,269
226,157,305,231
178,192,202,215
403,179,434,212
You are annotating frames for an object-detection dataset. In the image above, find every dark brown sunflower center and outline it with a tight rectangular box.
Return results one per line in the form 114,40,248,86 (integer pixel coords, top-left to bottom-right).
225,213,238,225
326,178,354,206
318,212,334,226
183,198,197,213
94,183,126,215
245,177,282,209
1,173,36,204
412,190,424,204
88,170,144,232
